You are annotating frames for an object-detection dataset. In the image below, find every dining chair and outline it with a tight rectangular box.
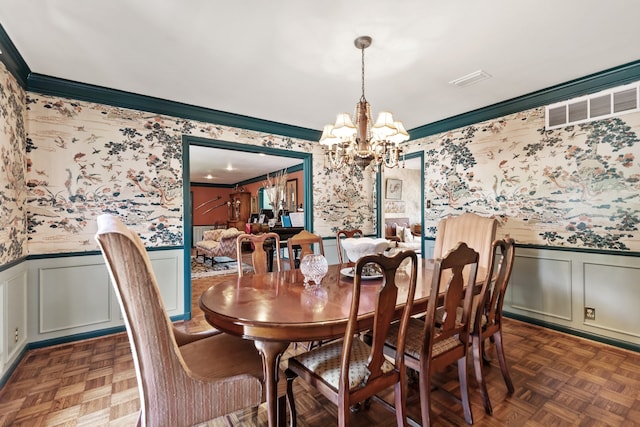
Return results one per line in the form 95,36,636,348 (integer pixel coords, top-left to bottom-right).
236,232,282,276
433,212,497,271
285,249,418,427
471,237,516,415
95,214,287,427
336,228,364,264
286,229,324,270
383,242,479,426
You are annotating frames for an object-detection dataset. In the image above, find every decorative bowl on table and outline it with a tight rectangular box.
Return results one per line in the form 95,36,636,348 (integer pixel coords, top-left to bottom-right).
340,237,390,263
340,237,391,279
300,254,329,287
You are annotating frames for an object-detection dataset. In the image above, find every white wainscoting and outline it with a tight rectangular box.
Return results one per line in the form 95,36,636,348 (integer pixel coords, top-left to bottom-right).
0,262,28,382
26,249,184,344
583,262,640,338
504,246,640,346
509,255,573,321
38,263,112,333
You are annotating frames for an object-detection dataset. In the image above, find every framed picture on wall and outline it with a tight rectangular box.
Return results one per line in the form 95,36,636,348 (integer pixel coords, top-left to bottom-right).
285,179,298,212
386,178,402,200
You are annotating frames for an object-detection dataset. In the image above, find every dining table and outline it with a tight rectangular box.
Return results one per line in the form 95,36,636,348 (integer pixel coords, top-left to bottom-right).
198,258,481,427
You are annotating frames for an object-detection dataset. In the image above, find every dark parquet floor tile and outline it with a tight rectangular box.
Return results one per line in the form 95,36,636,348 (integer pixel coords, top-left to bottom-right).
2,261,639,426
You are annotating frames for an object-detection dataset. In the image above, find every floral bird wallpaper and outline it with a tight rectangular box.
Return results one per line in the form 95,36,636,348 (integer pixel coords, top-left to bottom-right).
23,94,317,254
2,58,640,269
418,108,640,251
0,64,27,264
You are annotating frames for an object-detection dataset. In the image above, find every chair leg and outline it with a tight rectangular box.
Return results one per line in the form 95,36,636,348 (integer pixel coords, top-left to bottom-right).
277,395,288,427
457,356,474,425
472,336,493,415
493,330,515,393
418,360,433,427
338,397,350,427
394,376,408,427
481,337,491,365
284,368,298,427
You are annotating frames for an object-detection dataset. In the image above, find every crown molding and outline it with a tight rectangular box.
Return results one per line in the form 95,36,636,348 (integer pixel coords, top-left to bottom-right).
3,19,639,143
26,73,321,141
409,59,640,140
0,24,30,87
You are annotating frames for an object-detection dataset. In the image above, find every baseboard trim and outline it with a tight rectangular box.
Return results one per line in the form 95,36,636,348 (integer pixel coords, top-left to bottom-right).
503,311,640,353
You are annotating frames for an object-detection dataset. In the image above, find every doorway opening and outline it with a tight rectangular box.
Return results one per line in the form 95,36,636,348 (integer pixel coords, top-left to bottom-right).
181,135,313,319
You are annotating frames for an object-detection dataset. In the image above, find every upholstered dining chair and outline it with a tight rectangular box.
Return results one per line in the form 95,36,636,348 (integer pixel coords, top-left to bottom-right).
286,229,324,270
95,214,287,427
471,237,516,415
285,250,418,427
433,212,497,271
383,242,479,426
236,232,281,276
336,228,364,264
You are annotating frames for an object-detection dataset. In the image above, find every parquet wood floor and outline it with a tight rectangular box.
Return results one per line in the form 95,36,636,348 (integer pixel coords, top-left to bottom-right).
2,265,640,426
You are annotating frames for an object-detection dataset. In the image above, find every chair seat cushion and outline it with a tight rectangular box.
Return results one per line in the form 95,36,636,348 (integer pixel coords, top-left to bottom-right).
180,332,288,399
180,332,264,380
196,240,220,251
386,318,464,360
435,304,487,330
291,338,394,390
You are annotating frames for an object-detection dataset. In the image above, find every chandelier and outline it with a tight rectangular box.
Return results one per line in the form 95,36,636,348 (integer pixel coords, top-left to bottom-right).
319,36,409,170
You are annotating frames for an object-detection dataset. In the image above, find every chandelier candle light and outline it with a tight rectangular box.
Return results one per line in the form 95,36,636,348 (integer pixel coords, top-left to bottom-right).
319,36,410,170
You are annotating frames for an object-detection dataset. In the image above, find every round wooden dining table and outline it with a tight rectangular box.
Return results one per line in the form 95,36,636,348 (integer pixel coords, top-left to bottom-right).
198,259,439,427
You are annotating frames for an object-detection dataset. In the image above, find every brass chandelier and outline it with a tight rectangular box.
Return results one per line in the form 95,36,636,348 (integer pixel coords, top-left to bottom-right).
319,36,409,170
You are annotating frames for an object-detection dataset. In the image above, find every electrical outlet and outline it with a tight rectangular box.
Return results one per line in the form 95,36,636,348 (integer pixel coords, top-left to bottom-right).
585,307,596,320
14,327,19,343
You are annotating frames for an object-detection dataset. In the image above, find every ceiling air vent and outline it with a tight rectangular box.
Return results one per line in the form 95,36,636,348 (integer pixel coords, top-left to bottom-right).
449,69,491,88
546,81,639,129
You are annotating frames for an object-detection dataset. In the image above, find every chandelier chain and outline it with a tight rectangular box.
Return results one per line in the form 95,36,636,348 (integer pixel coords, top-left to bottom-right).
360,45,366,103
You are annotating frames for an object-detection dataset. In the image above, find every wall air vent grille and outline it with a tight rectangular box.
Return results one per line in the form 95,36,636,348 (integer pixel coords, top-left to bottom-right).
546,81,639,129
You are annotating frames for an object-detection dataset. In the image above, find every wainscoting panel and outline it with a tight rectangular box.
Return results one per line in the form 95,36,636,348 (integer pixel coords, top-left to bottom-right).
0,262,28,382
509,254,573,320
6,271,27,361
27,249,184,343
38,263,111,334
583,262,640,338
322,239,340,265
149,255,181,312
504,247,640,346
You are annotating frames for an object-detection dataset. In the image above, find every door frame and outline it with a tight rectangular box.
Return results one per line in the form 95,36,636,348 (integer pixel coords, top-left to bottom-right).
181,135,313,319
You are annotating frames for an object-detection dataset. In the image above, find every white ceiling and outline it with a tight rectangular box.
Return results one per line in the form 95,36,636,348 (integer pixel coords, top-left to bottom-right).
2,1,640,183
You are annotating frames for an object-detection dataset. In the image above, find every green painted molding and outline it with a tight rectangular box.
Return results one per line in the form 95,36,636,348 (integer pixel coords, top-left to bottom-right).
3,19,640,151
27,73,322,141
0,23,29,87
409,59,640,140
